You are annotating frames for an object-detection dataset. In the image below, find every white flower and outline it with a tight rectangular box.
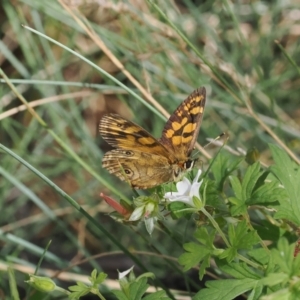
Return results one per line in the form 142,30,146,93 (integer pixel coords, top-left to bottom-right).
128,196,160,235
118,266,134,279
164,169,203,208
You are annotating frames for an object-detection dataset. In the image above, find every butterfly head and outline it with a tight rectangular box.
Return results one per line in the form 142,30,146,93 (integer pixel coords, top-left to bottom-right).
173,159,197,181
183,159,195,171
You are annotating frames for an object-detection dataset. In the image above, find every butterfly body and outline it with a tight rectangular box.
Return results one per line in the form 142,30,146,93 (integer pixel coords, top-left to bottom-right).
99,87,206,189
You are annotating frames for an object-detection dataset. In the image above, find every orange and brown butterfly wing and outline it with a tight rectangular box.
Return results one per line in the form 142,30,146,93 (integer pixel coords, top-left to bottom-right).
102,149,174,189
99,114,177,159
159,87,206,159
99,114,177,188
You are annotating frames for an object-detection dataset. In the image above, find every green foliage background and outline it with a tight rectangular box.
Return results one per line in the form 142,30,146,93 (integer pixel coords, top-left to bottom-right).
0,0,299,299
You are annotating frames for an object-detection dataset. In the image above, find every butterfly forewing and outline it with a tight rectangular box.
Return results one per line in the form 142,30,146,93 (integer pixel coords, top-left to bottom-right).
159,87,206,159
99,114,174,159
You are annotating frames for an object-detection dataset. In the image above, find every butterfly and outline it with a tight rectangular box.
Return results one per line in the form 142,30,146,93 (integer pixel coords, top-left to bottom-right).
99,87,206,189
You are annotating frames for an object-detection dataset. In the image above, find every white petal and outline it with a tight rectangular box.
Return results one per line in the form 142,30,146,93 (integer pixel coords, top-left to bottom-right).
118,266,134,279
145,217,155,235
129,206,144,221
192,169,202,185
190,179,203,199
168,195,191,202
176,177,191,194
164,191,183,200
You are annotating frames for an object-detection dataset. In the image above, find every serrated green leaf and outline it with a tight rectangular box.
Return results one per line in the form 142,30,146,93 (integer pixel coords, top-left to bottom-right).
201,179,224,209
248,180,283,205
223,221,259,262
260,288,291,300
252,170,269,192
68,283,90,299
210,152,243,191
228,223,236,245
193,278,258,300
136,272,155,282
229,176,242,199
269,144,300,226
178,243,211,271
199,254,210,280
8,268,20,300
291,253,300,277
237,230,259,249
260,272,288,286
194,227,215,247
271,238,294,274
229,196,247,216
143,290,170,300
112,290,129,300
94,272,107,284
242,162,261,201
248,248,271,266
91,269,97,280
218,247,237,262
247,285,263,300
233,221,260,249
129,278,148,300
221,263,261,280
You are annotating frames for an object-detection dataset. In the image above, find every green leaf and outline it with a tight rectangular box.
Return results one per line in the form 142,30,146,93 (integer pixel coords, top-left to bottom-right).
248,181,282,205
228,196,247,216
193,278,258,300
220,263,261,280
202,179,225,210
210,152,244,191
129,278,149,300
179,227,215,271
247,247,271,266
112,277,149,300
260,273,289,286
89,269,107,285
228,176,247,216
228,163,282,217
178,243,211,271
194,227,216,247
143,290,170,300
8,268,20,300
221,221,259,262
229,176,242,200
260,289,291,300
291,253,300,277
199,254,211,280
219,247,237,262
269,144,300,226
68,282,90,299
168,202,192,219
234,222,259,249
247,285,263,300
112,290,130,300
90,269,97,280
136,272,155,281
270,238,294,275
241,162,261,201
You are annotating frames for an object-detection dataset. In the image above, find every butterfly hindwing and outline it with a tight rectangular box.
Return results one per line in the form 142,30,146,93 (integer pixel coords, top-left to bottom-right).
102,149,173,189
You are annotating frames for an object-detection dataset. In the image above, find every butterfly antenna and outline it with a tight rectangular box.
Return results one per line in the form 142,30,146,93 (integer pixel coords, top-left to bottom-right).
191,132,226,159
204,132,226,149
